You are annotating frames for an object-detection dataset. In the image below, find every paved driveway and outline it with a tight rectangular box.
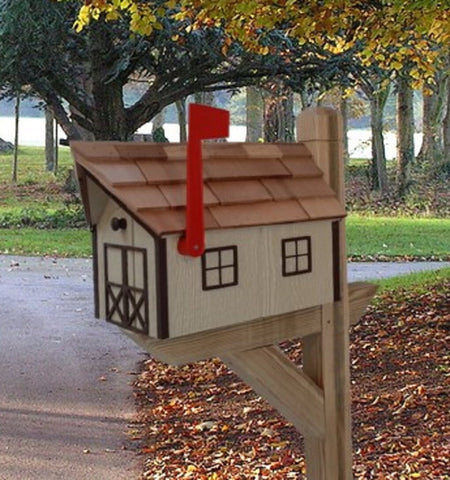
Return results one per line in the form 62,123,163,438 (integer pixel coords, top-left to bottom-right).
0,256,143,479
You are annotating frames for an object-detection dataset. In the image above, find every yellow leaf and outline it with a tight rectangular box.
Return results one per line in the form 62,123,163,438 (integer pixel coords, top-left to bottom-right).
91,7,101,21
106,10,121,21
78,5,91,24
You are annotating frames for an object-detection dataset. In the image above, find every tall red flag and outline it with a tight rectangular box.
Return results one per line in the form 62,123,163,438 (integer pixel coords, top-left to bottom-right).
177,104,230,257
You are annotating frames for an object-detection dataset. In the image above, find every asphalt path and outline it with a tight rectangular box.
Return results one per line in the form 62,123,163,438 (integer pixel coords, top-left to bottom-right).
0,256,144,479
0,255,449,479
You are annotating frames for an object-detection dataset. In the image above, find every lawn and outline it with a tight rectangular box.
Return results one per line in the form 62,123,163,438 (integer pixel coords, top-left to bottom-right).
0,228,90,257
1,216,449,260
0,146,449,260
0,145,73,186
346,215,450,261
372,266,450,294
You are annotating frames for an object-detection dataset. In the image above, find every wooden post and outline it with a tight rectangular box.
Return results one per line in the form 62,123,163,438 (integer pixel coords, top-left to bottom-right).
298,107,353,479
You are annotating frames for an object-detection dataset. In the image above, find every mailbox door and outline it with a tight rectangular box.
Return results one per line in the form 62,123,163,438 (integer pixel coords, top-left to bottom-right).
104,243,149,334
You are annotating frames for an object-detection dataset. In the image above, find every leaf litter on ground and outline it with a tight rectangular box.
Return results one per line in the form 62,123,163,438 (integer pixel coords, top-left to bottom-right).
132,277,449,479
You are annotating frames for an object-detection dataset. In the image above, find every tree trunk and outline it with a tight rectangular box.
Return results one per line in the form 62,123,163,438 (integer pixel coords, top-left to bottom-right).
65,61,95,141
246,86,264,142
396,77,415,197
91,80,127,140
369,87,389,194
285,90,295,141
89,23,129,140
45,106,55,172
54,120,59,175
417,74,447,164
12,94,20,183
264,84,295,142
176,98,187,142
444,79,450,162
340,94,350,163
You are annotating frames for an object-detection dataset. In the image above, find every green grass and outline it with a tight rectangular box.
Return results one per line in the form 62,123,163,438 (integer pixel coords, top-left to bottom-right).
373,267,450,294
0,147,449,261
0,215,448,260
346,215,450,260
0,145,73,184
0,228,91,257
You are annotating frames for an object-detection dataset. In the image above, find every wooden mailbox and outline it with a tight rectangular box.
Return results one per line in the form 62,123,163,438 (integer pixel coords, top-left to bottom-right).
71,106,376,480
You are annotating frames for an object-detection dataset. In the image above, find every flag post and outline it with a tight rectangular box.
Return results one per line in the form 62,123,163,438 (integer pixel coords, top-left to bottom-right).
178,103,229,257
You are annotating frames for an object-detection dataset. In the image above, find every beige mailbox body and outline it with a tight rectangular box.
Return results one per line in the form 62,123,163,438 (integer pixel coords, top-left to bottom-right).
72,141,346,339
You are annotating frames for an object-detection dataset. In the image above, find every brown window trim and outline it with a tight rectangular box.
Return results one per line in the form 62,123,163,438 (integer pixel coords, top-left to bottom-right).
281,236,312,277
201,246,238,291
332,221,341,302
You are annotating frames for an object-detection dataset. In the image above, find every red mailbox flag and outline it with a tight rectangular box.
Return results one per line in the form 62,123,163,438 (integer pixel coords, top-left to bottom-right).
177,103,230,257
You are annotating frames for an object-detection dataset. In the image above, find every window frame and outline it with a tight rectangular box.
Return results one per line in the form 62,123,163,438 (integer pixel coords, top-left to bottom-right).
201,245,239,291
281,236,312,277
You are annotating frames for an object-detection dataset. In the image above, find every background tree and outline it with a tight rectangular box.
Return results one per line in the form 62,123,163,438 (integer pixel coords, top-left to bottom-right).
79,0,448,85
396,74,416,197
263,82,295,142
175,98,188,142
417,69,449,164
45,106,57,172
11,93,20,182
245,86,264,142
0,0,353,142
356,73,390,194
444,82,450,163
78,0,448,195
340,94,350,164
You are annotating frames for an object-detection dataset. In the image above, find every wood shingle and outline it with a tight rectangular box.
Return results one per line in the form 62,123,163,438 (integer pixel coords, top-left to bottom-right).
72,141,345,237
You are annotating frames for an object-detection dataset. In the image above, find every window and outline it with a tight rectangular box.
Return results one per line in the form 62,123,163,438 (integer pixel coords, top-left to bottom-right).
282,236,312,276
201,246,238,290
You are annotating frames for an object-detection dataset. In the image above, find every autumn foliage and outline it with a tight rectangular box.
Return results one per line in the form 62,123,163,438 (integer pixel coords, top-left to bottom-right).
72,0,449,87
132,278,449,479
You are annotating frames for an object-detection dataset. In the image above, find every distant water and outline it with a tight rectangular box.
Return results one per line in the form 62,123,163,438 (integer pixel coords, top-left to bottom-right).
0,116,423,159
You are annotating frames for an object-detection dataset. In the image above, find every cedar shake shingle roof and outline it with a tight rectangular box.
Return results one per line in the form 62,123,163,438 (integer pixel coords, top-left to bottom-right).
71,142,346,236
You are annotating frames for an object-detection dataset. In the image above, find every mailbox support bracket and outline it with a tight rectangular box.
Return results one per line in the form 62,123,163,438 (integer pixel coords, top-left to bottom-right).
124,281,376,480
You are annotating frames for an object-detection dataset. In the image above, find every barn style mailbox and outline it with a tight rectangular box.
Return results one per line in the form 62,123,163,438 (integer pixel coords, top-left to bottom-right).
71,106,376,480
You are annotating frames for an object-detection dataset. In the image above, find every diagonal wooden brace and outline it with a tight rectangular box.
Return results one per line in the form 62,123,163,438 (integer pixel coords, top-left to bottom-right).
222,345,326,440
